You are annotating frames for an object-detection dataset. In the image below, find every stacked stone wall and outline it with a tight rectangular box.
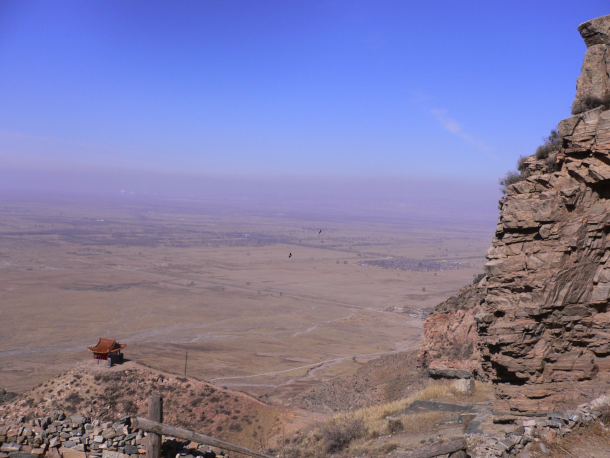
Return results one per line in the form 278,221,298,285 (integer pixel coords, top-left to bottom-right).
0,414,224,458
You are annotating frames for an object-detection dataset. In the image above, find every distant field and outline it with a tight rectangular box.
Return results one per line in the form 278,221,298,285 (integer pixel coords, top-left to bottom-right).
0,194,494,402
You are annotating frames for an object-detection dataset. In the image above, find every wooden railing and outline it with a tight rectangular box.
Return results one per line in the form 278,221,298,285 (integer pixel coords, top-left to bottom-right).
136,394,274,458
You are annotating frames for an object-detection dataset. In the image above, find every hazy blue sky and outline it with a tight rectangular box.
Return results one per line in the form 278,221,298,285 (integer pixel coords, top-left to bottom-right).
0,1,608,184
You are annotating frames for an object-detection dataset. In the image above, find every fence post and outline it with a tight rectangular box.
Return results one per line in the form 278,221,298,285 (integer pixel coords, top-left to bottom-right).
146,394,163,458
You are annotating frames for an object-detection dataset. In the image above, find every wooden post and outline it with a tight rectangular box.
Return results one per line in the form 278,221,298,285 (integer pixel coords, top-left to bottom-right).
146,394,163,458
133,417,276,458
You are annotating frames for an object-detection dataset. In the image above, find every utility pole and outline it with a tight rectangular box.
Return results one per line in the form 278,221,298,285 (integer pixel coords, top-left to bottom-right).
184,350,188,377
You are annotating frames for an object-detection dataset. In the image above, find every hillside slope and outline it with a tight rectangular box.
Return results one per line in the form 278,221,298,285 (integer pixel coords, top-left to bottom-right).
295,351,427,413
0,362,282,450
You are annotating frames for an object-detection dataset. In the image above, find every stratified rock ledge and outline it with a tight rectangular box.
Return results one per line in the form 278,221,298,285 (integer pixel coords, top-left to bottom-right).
421,13,610,419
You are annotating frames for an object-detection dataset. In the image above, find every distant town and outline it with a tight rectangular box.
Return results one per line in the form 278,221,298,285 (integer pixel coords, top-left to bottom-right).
357,257,470,272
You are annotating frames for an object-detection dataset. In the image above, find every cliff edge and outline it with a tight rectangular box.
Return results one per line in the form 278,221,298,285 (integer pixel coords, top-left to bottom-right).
420,14,610,419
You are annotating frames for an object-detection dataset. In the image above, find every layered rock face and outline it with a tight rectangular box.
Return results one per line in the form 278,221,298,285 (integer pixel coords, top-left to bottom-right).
418,283,485,379
421,14,610,418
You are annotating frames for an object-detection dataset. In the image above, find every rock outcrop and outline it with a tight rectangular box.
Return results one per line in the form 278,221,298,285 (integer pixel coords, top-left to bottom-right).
572,15,610,115
421,14,610,419
418,284,484,379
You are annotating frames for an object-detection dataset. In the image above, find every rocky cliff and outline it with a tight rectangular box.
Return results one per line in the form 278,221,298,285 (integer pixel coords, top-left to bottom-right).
418,283,485,379
420,14,610,419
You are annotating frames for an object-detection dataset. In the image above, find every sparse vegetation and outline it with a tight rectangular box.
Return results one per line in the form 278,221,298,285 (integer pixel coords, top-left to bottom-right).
574,93,610,114
65,392,83,405
517,155,528,173
0,367,282,451
499,170,523,194
501,127,563,193
535,127,560,160
322,417,366,454
546,154,558,173
286,380,491,457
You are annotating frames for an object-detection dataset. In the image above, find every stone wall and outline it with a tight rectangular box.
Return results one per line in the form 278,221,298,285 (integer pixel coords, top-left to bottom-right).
0,413,222,458
0,413,143,458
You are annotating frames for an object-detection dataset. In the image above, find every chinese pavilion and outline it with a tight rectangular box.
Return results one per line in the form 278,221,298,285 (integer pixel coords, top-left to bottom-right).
87,338,126,367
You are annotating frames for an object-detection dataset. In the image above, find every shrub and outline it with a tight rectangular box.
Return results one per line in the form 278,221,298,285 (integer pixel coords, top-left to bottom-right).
387,418,404,434
535,144,553,160
517,155,529,173
544,128,560,145
123,400,138,415
322,417,366,454
575,93,610,114
534,127,561,159
499,171,523,194
380,442,400,453
65,392,83,404
546,154,559,173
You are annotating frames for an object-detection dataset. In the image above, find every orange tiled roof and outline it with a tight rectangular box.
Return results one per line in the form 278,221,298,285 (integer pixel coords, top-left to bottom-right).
87,338,126,354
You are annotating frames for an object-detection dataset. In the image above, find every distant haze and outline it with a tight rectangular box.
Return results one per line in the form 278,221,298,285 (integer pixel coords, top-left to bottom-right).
0,167,499,227
1,1,605,228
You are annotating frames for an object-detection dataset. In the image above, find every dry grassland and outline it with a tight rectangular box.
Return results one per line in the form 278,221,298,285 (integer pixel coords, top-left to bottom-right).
0,194,492,404
284,380,492,457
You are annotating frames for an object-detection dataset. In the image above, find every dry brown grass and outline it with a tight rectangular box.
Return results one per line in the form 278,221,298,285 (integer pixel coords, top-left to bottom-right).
540,421,610,457
399,411,446,435
286,380,490,457
0,365,280,452
328,379,490,437
347,440,402,457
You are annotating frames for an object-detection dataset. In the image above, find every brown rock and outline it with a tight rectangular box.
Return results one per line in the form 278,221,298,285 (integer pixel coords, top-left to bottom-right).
418,285,484,377
578,14,610,47
571,46,609,115
420,14,610,418
571,15,610,114
59,449,86,458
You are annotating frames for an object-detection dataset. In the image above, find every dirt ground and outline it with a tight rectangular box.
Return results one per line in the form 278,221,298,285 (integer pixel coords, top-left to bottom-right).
0,194,493,403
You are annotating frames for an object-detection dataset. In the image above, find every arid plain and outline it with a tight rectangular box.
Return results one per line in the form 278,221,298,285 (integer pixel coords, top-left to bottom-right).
0,193,494,405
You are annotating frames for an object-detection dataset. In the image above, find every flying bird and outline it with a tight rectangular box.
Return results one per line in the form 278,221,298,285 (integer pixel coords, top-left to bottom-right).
289,253,292,258
319,230,322,234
